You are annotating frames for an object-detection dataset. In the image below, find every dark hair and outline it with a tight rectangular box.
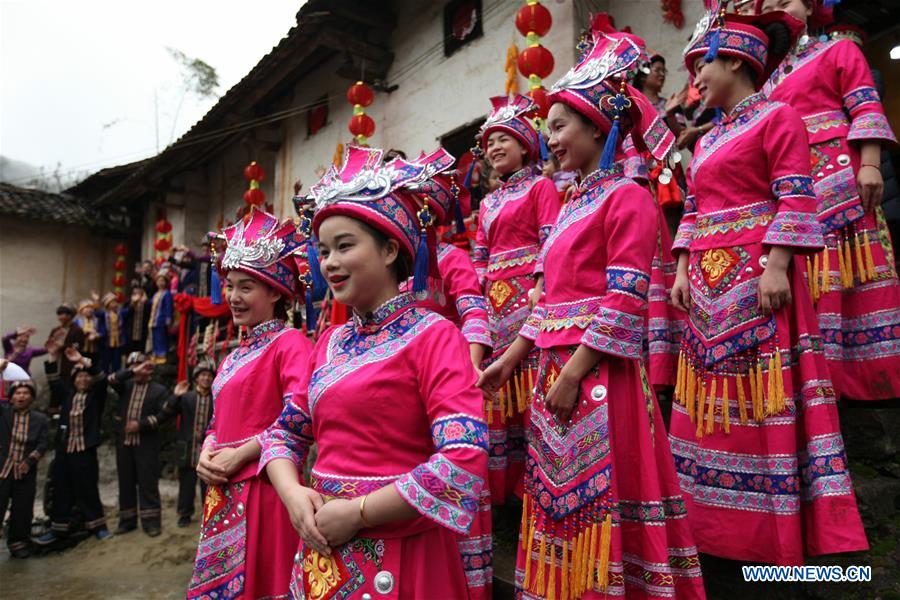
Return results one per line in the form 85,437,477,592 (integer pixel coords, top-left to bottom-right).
634,55,665,92
274,297,289,321
357,220,412,284
762,21,792,64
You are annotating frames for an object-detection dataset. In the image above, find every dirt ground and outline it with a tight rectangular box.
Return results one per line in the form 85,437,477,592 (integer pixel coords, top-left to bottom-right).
0,444,199,599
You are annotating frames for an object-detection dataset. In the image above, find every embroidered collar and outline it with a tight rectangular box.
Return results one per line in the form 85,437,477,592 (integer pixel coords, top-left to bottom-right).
352,292,417,334
501,166,537,189
243,319,285,345
725,92,765,122
577,163,624,195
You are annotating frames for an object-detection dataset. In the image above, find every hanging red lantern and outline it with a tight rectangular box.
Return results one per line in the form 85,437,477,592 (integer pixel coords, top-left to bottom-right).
112,274,126,287
114,243,127,255
348,114,376,138
243,161,265,182
155,219,173,234
243,187,266,206
528,87,550,119
114,258,126,271
154,238,172,252
515,2,552,37
518,45,554,79
346,81,374,107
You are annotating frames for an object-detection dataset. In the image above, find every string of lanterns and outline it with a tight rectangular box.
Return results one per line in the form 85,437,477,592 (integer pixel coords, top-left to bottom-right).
154,216,173,262
243,161,266,207
112,243,127,302
516,0,554,119
347,81,375,145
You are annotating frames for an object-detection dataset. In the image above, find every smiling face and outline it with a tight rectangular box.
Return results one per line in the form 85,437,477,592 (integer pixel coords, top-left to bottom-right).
11,386,34,411
547,102,604,176
693,56,743,109
73,370,92,392
645,59,667,93
485,131,528,176
225,271,282,328
317,215,401,314
760,0,811,24
195,370,214,391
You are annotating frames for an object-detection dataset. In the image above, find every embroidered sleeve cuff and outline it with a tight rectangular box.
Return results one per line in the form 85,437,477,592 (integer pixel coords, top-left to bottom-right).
461,318,492,348
847,112,897,142
538,224,553,246
843,86,881,116
764,210,824,249
606,266,650,304
257,400,313,474
394,454,485,535
455,295,488,319
431,414,489,453
579,307,644,359
519,305,545,341
201,433,217,452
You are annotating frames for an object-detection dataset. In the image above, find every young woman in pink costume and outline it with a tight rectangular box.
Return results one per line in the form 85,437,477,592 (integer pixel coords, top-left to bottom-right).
668,7,867,565
261,147,490,599
188,208,313,599
755,0,900,400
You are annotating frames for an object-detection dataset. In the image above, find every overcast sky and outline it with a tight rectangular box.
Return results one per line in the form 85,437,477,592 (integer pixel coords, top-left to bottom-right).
1,0,304,186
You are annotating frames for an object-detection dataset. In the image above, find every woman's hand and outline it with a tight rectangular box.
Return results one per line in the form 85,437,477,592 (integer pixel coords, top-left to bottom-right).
283,485,330,555
315,498,363,548
758,263,792,314
671,270,691,312
196,446,228,485
173,380,190,396
544,370,580,423
209,447,246,477
477,357,515,394
857,164,884,212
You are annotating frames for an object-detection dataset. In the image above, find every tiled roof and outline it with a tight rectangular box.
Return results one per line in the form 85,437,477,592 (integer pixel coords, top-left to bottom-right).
0,182,127,231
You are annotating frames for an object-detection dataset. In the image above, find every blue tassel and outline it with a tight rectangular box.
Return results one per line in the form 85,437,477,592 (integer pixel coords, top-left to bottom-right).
462,158,477,191
307,241,327,294
304,287,317,330
210,265,222,305
599,118,620,171
454,197,466,234
704,29,721,63
538,132,549,163
412,233,429,293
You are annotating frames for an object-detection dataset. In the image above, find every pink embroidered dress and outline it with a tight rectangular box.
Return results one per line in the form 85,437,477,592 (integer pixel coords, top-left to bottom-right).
761,35,900,400
189,319,313,599
260,293,490,599
474,164,560,502
430,241,493,348
669,89,868,563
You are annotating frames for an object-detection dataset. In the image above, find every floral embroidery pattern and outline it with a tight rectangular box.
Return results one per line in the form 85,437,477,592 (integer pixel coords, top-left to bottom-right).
431,414,489,453
395,454,485,534
487,245,539,272
847,113,896,142
212,320,290,397
580,307,644,359
606,266,651,302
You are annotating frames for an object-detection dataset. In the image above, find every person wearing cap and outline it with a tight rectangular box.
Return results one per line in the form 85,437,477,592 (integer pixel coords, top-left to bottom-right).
108,351,169,537
99,292,127,374
47,303,86,381
187,207,312,600
260,147,488,599
669,6,867,565
0,380,49,558
163,359,216,527
148,270,174,364
472,93,561,506
479,25,704,598
757,0,900,401
124,283,151,355
74,298,104,363
2,326,47,378
34,344,111,547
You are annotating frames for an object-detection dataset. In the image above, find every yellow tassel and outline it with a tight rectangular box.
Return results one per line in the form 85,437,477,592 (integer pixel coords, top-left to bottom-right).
737,372,748,425
686,362,696,424
696,378,707,438
774,349,785,413
705,376,717,434
485,394,493,425
836,236,847,288
756,362,766,422
586,521,598,593
561,536,569,600
534,533,547,595
854,232,866,283
722,376,730,433
573,530,583,596
523,516,535,589
766,354,777,417
806,255,814,299
863,230,876,281
822,243,830,294
548,541,557,600
843,235,854,287
513,369,523,414
528,368,535,407
812,252,820,301
597,514,612,591
675,352,685,404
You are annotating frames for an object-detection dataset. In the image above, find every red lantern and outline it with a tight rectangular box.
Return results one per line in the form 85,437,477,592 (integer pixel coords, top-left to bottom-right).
244,161,265,182
116,291,126,303
515,3,552,37
346,81,374,107
518,45,554,79
114,243,127,255
114,258,126,271
348,114,376,138
112,274,126,287
528,87,551,119
155,219,173,234
243,187,266,206
154,238,172,252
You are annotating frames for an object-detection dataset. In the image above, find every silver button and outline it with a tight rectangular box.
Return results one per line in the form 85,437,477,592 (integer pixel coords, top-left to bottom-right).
362,595,373,600
837,154,851,167
745,267,753,274
671,151,683,164
658,168,673,185
294,552,300,562
590,385,607,402
816,171,825,178
374,571,394,594
236,502,245,516
826,164,834,170
759,255,769,268
223,519,229,526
